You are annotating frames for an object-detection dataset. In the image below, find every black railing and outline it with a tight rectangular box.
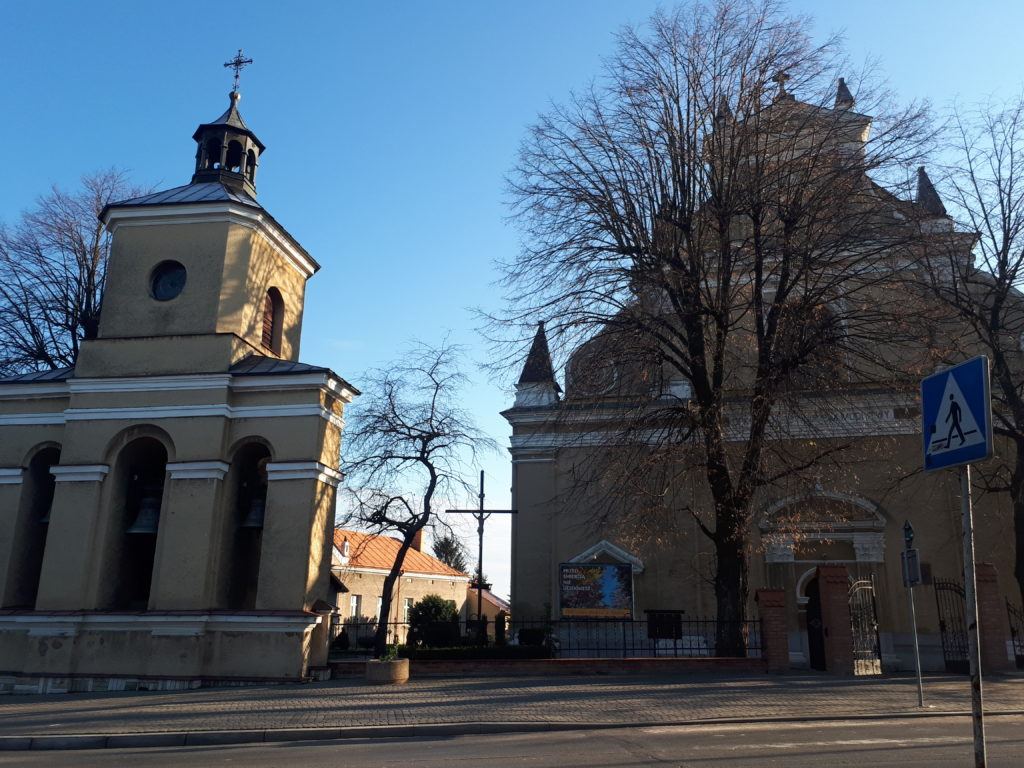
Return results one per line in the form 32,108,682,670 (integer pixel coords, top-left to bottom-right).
1008,600,1024,670
328,615,761,659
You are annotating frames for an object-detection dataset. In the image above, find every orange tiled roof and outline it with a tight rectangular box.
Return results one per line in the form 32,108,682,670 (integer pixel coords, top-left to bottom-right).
333,529,468,578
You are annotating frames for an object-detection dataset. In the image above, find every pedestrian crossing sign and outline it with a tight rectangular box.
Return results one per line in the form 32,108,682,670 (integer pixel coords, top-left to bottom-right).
921,356,993,472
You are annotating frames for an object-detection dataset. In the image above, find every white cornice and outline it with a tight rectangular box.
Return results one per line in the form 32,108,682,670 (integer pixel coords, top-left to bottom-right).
50,465,109,483
0,383,69,398
1,612,321,636
232,372,357,403
167,461,230,480
103,204,318,279
0,412,65,426
267,461,344,488
0,402,345,430
69,375,231,393
0,467,24,485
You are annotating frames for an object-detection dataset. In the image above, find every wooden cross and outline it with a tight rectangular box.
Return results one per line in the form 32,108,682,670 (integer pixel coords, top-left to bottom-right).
224,49,254,93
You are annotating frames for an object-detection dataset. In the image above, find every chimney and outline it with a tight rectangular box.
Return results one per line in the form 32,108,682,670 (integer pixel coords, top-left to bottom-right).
411,528,424,552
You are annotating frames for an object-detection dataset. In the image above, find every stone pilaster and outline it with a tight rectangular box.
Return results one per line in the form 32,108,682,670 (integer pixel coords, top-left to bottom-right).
34,465,109,610
148,462,230,610
0,468,26,606
256,462,340,611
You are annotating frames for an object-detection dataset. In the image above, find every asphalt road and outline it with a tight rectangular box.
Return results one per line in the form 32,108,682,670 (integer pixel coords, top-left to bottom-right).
3,715,1022,767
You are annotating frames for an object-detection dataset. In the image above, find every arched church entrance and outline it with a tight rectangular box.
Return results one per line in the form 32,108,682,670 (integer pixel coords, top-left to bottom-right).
760,492,891,670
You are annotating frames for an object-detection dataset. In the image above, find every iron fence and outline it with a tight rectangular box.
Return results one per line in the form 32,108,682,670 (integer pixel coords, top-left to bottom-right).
1008,600,1024,670
328,614,761,659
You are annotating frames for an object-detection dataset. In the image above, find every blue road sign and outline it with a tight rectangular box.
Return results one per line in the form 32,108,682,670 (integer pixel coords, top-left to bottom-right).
921,356,993,472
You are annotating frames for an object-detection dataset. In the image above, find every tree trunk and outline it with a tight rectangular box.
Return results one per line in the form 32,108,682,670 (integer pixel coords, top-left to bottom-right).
373,536,416,658
1012,452,1024,605
713,503,749,657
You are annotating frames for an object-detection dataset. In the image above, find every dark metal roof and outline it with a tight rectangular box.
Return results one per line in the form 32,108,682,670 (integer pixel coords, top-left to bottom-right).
0,366,74,385
106,182,260,210
192,92,265,152
917,166,947,217
518,322,561,390
230,355,359,394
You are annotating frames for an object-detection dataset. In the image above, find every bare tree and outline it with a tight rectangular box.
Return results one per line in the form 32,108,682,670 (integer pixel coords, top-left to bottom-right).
498,0,932,649
432,532,470,573
341,342,497,656
0,169,146,375
920,97,1024,602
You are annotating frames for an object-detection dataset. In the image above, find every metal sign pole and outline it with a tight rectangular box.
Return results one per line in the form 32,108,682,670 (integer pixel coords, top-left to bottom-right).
902,521,924,708
907,583,924,707
960,464,987,768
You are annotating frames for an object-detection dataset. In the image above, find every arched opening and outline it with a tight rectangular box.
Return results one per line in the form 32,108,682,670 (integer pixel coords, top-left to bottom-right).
262,288,284,355
226,140,244,173
109,437,167,610
3,446,60,608
246,149,257,181
224,443,270,609
204,138,222,170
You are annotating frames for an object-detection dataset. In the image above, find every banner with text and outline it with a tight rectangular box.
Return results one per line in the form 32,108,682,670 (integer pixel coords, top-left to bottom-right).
559,563,633,618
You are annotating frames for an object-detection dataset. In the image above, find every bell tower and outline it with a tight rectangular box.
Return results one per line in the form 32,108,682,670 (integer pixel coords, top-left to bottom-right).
75,52,319,378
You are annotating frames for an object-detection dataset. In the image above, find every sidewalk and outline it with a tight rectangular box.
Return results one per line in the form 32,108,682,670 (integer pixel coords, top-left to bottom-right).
0,672,1022,750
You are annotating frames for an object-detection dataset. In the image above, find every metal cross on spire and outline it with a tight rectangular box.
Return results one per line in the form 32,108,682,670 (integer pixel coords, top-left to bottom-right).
224,49,253,93
772,70,791,97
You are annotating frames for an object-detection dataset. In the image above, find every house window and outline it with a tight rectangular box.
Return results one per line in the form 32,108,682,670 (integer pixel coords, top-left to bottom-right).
376,595,383,620
403,597,414,622
350,594,362,619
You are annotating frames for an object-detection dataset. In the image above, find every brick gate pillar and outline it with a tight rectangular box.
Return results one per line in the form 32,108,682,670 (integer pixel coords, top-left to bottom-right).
976,563,1013,674
756,589,789,672
817,565,854,675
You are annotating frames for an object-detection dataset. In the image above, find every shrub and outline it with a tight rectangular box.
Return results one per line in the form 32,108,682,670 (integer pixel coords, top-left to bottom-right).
408,595,461,647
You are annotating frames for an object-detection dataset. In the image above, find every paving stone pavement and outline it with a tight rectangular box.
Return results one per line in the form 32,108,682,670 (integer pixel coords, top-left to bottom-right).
0,673,1022,736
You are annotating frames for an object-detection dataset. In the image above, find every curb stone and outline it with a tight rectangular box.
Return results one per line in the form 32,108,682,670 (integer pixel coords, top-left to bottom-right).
1,708,1023,752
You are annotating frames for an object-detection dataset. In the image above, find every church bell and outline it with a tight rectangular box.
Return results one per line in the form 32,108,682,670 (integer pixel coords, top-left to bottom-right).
126,485,162,534
240,496,266,529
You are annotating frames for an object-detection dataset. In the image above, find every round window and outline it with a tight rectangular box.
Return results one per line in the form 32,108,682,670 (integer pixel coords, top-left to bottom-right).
150,261,187,301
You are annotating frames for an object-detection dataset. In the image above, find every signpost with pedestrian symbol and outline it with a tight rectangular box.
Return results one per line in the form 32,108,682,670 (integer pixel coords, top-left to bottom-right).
921,355,993,767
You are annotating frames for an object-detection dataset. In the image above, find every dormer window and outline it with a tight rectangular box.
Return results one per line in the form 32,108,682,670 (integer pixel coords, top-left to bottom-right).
262,288,284,355
342,540,351,558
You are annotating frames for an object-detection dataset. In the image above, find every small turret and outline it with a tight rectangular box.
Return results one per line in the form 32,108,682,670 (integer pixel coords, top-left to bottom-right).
835,77,855,110
191,90,265,196
514,322,561,408
916,166,947,216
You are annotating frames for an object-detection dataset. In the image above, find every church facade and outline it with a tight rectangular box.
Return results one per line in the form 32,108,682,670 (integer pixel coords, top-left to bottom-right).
0,86,354,692
503,85,1021,674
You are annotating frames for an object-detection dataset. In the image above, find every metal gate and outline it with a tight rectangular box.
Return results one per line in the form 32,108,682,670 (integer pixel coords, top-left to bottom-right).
1008,600,1024,670
934,579,969,674
849,577,882,675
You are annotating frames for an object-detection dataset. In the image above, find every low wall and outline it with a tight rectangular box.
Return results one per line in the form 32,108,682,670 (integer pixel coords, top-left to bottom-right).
331,656,765,678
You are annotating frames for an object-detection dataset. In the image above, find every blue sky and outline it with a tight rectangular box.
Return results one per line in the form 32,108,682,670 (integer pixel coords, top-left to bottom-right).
2,1,1022,598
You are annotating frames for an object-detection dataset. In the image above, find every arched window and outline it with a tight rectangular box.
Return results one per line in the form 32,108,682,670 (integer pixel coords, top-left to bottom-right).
108,437,167,610
262,288,284,355
205,138,222,170
246,149,257,181
224,443,271,609
2,446,60,609
226,140,244,173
